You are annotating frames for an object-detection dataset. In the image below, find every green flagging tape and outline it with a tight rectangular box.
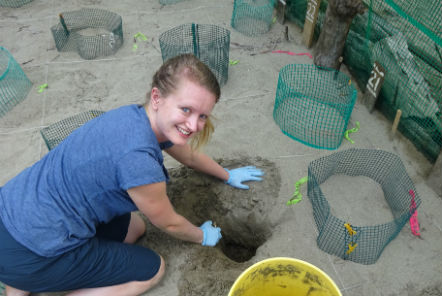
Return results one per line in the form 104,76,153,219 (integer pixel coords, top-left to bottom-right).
344,121,360,144
229,59,239,65
272,16,276,23
134,32,147,41
385,0,442,46
133,32,147,51
287,176,308,205
38,83,48,93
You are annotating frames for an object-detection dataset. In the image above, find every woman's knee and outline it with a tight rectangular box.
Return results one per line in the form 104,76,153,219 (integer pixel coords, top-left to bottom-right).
139,255,165,292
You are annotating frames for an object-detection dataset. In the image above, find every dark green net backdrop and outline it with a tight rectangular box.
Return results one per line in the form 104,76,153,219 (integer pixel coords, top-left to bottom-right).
307,148,421,265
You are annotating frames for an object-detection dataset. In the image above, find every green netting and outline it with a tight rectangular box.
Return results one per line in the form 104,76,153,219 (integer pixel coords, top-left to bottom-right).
364,0,442,163
159,23,230,86
308,148,421,265
50,8,124,60
40,110,104,150
286,0,442,162
273,64,357,150
231,0,276,36
0,47,32,118
0,0,32,7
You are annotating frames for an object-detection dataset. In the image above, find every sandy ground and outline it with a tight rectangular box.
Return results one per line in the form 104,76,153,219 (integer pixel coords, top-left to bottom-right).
1,0,442,295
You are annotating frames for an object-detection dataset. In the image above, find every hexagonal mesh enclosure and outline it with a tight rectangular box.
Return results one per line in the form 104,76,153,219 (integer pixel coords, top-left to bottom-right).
50,8,123,60
40,110,104,151
231,0,275,36
273,64,357,150
307,148,421,265
159,23,230,86
0,46,32,118
0,0,32,7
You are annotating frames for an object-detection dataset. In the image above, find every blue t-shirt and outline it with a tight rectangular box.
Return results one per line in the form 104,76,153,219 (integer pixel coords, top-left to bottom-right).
0,105,173,257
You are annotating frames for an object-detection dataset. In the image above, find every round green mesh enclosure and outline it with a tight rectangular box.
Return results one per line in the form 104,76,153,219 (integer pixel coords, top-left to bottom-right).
0,47,32,118
40,110,104,150
307,148,421,265
0,0,32,7
231,0,275,36
159,23,230,86
50,8,123,60
273,64,357,150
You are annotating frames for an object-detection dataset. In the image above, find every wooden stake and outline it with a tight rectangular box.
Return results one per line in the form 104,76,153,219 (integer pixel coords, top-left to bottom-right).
302,0,320,48
391,109,402,136
276,0,286,25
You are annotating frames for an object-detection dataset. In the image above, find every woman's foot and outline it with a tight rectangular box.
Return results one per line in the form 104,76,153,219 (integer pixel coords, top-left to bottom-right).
5,285,30,296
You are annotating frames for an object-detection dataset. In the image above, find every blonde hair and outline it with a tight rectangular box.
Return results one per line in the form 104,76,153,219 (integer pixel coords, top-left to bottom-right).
151,54,220,150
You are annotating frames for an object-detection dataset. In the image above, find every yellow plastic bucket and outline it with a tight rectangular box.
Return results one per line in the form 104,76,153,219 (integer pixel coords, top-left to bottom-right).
228,257,342,296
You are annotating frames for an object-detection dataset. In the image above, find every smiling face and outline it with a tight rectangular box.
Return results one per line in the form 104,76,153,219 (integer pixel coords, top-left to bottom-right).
149,78,217,146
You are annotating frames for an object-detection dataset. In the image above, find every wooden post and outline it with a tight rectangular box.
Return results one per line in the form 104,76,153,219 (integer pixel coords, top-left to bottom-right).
276,0,286,25
361,61,385,112
390,109,402,140
302,0,320,48
427,150,442,197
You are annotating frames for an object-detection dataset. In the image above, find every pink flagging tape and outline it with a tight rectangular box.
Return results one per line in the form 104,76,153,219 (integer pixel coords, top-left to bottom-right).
272,50,313,59
409,189,421,236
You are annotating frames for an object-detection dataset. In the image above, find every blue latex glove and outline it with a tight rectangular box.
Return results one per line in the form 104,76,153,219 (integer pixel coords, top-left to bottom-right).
225,166,264,189
200,220,222,247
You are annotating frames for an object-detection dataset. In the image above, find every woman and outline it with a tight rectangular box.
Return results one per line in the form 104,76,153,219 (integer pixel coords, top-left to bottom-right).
0,54,264,296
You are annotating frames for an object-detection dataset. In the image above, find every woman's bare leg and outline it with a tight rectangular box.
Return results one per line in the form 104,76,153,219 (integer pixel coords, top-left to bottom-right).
5,285,30,296
124,212,146,244
66,255,165,296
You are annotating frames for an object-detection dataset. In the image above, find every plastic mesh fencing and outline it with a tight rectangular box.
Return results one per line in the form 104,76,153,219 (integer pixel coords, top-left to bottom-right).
285,0,442,162
0,47,32,118
0,0,32,7
40,110,104,150
231,0,276,36
159,23,230,86
273,64,357,150
50,8,124,60
364,0,442,163
307,148,421,265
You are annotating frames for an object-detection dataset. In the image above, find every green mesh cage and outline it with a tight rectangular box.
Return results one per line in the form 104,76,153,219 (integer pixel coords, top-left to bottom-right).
0,0,32,7
159,23,230,86
231,0,276,36
40,110,104,150
0,47,32,118
50,8,124,60
308,148,421,265
273,64,357,150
